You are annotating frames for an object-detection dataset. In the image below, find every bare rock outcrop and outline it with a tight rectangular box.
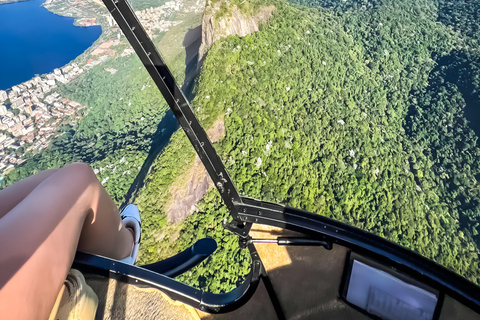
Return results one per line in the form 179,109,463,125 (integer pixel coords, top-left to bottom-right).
166,2,275,223
167,117,225,223
198,3,275,62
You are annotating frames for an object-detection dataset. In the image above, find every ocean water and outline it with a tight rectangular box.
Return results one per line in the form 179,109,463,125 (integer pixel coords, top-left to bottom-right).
0,0,101,90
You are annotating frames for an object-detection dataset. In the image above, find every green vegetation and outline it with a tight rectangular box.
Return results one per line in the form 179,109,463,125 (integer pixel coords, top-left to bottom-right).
134,122,253,292
404,0,480,249
138,184,251,292
126,0,480,292
136,0,480,286
174,190,251,292
207,0,271,20
136,131,196,246
126,0,167,12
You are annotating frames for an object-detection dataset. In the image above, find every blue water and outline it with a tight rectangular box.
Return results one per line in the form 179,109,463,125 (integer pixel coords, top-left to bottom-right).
0,0,102,90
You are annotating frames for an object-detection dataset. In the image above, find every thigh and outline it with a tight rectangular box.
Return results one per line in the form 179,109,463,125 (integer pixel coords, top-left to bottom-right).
0,163,131,320
0,164,93,320
0,169,58,219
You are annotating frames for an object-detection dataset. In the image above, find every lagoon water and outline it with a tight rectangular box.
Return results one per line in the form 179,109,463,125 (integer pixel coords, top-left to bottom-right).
0,0,101,90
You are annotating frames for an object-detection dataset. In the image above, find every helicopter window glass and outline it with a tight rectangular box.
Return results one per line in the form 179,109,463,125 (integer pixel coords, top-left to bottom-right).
118,0,252,292
132,0,480,286
123,0,204,102
0,0,173,208
0,0,251,294
132,127,251,293
345,260,439,320
109,0,480,288
3,0,480,297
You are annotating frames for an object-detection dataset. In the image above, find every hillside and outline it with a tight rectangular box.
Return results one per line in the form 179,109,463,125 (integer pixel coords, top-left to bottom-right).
198,3,275,61
135,0,480,290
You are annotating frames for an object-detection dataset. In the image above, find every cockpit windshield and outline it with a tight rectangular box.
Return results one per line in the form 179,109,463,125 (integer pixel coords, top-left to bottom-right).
1,0,480,293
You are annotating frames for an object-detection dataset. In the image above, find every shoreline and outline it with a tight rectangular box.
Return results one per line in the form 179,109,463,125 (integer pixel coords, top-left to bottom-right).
0,0,30,5
0,0,105,91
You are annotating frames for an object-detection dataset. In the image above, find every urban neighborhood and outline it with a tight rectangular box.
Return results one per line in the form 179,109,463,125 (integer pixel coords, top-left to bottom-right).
0,0,202,180
0,64,87,176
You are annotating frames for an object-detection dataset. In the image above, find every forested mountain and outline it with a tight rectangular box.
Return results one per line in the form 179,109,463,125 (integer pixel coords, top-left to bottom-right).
136,0,480,290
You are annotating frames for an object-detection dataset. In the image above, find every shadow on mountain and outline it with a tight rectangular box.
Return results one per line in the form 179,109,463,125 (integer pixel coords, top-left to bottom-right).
121,25,203,208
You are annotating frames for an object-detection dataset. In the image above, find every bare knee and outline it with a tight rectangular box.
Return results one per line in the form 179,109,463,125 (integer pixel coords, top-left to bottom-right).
44,168,59,174
59,163,98,187
63,162,95,176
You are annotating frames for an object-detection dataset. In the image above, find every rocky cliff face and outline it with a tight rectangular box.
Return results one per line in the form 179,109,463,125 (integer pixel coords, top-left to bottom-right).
166,117,225,223
166,3,275,223
198,2,275,62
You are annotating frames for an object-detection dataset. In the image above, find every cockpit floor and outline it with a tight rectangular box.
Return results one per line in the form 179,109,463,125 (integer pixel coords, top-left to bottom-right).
85,275,200,320
84,274,279,320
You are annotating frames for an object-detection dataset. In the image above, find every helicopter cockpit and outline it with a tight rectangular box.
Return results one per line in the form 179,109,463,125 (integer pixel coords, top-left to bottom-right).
1,0,480,318
73,0,480,318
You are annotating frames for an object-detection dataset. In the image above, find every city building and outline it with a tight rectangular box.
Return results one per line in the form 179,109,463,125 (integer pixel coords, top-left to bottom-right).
0,90,7,102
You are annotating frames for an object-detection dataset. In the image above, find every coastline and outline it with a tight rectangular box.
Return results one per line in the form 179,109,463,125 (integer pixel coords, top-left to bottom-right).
0,0,30,5
42,0,106,28
0,0,104,90
0,0,202,183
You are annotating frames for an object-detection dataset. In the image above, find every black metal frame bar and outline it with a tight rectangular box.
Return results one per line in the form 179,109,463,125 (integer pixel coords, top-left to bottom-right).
73,243,262,314
101,0,249,232
141,238,217,278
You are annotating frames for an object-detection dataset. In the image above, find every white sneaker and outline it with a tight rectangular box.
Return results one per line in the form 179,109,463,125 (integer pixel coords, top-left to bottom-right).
120,204,141,265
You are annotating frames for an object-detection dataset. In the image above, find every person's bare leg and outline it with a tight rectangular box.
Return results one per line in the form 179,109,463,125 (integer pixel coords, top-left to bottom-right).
0,163,134,320
0,169,58,219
